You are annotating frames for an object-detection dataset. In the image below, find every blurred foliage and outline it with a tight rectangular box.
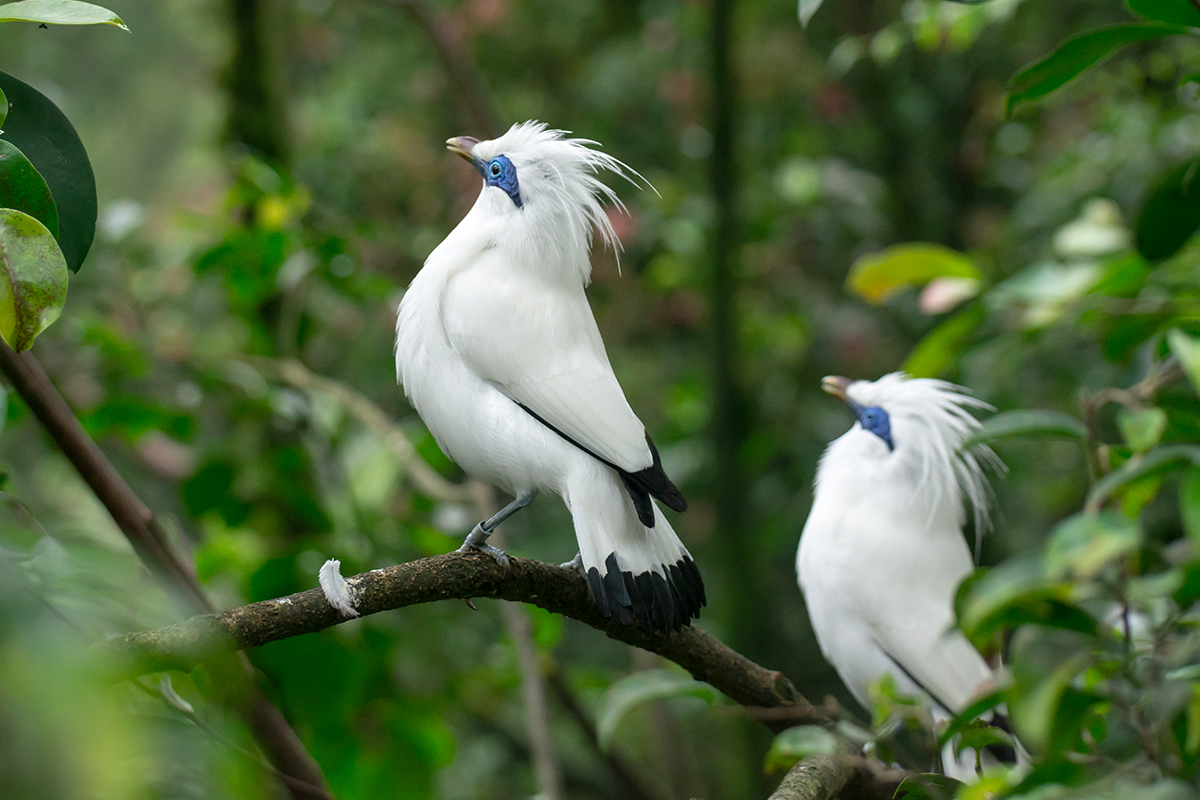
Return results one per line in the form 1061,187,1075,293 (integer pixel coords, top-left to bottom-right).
2,0,1200,798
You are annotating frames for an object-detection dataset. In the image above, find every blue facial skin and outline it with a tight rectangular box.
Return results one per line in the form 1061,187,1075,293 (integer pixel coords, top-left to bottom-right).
472,154,522,208
858,405,894,451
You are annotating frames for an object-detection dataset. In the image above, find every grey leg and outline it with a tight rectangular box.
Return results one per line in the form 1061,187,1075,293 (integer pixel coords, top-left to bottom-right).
458,490,538,571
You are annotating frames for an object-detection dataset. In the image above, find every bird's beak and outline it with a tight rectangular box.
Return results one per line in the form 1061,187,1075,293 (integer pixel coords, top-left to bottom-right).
447,136,487,178
821,375,864,416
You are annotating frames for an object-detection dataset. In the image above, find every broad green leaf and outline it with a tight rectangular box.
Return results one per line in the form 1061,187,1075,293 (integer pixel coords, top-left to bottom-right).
954,721,1014,758
798,0,823,27
1136,160,1200,261
1168,328,1200,394
1182,467,1200,546
957,557,1099,648
1117,406,1168,453
1008,25,1190,113
903,304,985,378
1006,629,1103,756
0,85,6,130
0,71,96,273
894,774,965,800
847,242,980,304
764,725,837,773
0,0,127,28
962,409,1088,448
596,669,716,752
0,139,57,236
0,208,68,351
1044,512,1141,580
1126,0,1200,27
1087,444,1200,512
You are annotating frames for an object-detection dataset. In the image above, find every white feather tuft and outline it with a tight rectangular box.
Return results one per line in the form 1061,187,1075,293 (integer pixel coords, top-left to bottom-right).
318,559,359,618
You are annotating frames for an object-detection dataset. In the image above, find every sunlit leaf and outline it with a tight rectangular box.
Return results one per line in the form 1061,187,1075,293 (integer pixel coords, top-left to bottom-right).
798,0,824,27
1008,25,1190,113
0,71,96,273
764,725,837,773
847,242,980,304
1044,512,1141,580
1117,406,1168,453
0,208,67,351
1136,160,1200,261
596,669,716,752
1126,0,1200,27
903,304,985,378
1087,444,1200,512
962,409,1088,448
0,0,127,28
1168,328,1200,395
0,139,57,236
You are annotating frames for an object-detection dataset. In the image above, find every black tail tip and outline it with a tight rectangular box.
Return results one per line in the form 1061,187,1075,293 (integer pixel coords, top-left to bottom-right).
586,554,705,635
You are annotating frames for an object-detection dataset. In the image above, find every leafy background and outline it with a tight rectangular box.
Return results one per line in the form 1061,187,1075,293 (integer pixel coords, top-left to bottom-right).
2,0,1200,798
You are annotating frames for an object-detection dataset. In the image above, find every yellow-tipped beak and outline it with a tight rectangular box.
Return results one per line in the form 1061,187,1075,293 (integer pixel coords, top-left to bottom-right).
446,136,479,161
821,375,852,403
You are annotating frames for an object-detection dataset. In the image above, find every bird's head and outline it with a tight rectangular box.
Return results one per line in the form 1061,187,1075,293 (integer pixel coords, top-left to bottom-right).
446,121,641,274
819,372,1002,534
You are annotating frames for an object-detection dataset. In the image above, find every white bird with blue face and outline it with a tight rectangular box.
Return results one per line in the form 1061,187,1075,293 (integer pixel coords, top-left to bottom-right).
395,122,704,634
797,373,1012,779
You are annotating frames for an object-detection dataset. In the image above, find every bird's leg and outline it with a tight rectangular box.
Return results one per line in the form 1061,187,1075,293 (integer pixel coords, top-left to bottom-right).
458,490,538,571
558,552,584,572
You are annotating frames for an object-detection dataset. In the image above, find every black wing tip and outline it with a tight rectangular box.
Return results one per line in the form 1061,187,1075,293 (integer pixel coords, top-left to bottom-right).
586,554,706,635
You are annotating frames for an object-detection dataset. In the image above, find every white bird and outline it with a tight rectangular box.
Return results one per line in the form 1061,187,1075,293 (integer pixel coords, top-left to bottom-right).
796,373,1012,780
394,121,704,634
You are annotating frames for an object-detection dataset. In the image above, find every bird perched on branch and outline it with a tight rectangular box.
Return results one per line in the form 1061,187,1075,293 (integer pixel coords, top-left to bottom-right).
394,122,704,634
796,373,1014,780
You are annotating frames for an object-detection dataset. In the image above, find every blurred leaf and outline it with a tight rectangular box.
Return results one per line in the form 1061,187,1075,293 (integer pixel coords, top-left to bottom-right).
1044,512,1141,580
1183,467,1200,547
0,0,127,28
938,688,1006,746
763,725,837,773
0,139,57,235
0,208,67,351
1008,25,1189,112
894,774,965,800
1087,444,1200,512
954,720,1013,757
0,72,95,272
1136,160,1200,261
903,304,985,378
798,0,823,27
1117,407,1168,453
847,243,980,304
1168,328,1200,394
1126,0,1200,27
958,557,1099,648
963,409,1088,448
1007,629,1103,756
0,85,6,131
596,669,716,752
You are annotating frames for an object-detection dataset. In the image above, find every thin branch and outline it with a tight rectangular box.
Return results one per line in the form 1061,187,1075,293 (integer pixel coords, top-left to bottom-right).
0,341,333,800
768,753,853,800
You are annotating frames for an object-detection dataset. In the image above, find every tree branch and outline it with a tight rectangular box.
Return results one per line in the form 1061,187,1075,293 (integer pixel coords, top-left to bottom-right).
768,753,853,800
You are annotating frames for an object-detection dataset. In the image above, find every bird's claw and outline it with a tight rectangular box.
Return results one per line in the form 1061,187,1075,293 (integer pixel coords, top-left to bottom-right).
559,552,584,573
458,524,511,572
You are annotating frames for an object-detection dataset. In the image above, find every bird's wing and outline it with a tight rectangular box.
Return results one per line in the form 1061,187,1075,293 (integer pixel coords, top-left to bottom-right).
440,250,653,472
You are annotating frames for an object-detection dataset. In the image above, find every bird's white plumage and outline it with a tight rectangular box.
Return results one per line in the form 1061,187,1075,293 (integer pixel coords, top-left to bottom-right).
797,373,1005,780
396,122,702,632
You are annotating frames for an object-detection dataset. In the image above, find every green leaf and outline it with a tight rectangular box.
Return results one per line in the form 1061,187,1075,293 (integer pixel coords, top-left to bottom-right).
1006,629,1103,757
1182,467,1200,546
798,0,824,27
0,71,96,273
1126,0,1200,27
0,208,68,351
0,0,127,28
1008,25,1190,113
1168,328,1200,395
596,669,716,752
1136,160,1200,261
1044,512,1141,580
962,409,1088,448
764,725,837,773
847,242,980,304
0,139,57,236
1087,444,1200,512
1117,407,1168,453
938,688,1006,746
894,774,965,800
0,85,6,130
903,304,985,378
957,557,1099,648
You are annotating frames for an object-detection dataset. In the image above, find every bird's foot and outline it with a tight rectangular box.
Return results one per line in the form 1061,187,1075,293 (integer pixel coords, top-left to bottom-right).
458,524,511,572
558,552,584,573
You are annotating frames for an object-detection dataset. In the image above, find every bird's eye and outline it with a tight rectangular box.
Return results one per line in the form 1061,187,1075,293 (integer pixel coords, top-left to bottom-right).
490,161,501,176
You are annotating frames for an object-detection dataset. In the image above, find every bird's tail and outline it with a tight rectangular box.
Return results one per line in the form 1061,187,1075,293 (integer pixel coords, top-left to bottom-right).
566,468,705,634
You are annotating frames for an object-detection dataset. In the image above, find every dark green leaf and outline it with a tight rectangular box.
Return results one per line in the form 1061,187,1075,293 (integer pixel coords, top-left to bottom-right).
764,725,837,773
0,85,6,130
962,409,1088,448
1182,467,1200,548
1126,0,1200,27
0,0,127,28
0,207,68,351
0,139,57,236
1087,444,1200,512
1044,512,1141,580
893,774,965,800
903,304,985,379
0,71,96,273
1008,25,1190,112
596,669,716,752
938,688,1006,746
958,556,1099,647
1136,160,1200,261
